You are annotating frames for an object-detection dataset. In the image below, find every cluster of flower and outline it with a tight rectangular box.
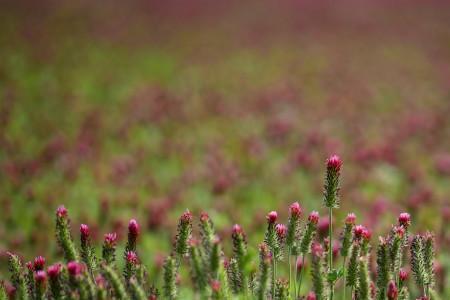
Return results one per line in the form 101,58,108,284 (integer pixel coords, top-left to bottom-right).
1,156,438,300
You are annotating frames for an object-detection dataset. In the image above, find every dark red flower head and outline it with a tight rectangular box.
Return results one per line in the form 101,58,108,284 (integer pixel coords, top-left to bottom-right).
67,261,83,276
104,233,117,246
387,280,398,300
399,269,408,282
128,219,140,237
289,202,302,218
362,228,372,242
232,224,243,235
200,211,209,223
47,263,62,278
345,213,356,225
311,241,324,257
34,256,46,271
267,211,278,224
56,205,67,218
80,224,90,237
34,270,47,283
354,225,366,240
308,211,320,224
393,226,405,238
126,251,139,264
327,155,342,172
296,257,305,272
275,223,287,238
210,279,221,292
306,291,317,300
398,212,411,228
26,261,33,271
180,210,193,224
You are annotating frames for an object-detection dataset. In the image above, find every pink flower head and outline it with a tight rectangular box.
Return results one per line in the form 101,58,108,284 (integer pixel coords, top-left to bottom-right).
267,211,278,224
399,269,408,282
289,202,302,218
387,280,398,300
210,279,221,292
67,261,83,276
345,213,356,225
327,155,342,172
306,291,317,300
126,251,139,264
128,219,140,237
104,233,117,246
180,210,193,224
223,258,230,269
232,224,243,235
354,225,366,240
308,211,320,225
56,205,67,218
398,212,411,228
34,270,47,283
275,224,287,238
80,224,90,237
333,241,340,258
47,263,62,278
393,226,405,238
26,261,33,271
95,275,106,288
362,228,372,242
296,257,305,272
318,217,330,236
34,256,46,271
311,241,324,257
200,211,209,222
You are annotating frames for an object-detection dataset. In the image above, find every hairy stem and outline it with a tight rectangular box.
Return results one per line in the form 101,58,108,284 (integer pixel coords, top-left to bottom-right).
329,207,334,300
297,255,305,299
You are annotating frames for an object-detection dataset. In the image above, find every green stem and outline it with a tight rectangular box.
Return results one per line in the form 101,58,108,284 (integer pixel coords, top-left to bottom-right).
342,257,347,300
289,248,292,296
329,207,334,300
297,255,305,299
294,255,298,298
272,258,276,298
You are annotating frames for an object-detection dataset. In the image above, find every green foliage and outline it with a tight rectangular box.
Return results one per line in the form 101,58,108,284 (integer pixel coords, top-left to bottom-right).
162,256,178,300
357,256,371,300
7,253,30,300
376,238,389,300
55,210,79,262
310,249,327,300
101,264,128,300
346,242,360,289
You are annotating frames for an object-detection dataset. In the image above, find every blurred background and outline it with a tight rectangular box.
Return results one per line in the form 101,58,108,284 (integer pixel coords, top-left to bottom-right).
0,0,449,293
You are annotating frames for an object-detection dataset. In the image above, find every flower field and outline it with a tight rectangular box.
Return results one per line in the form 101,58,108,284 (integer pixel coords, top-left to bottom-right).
0,1,449,299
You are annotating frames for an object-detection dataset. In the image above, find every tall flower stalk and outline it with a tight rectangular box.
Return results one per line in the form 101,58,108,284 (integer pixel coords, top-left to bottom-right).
341,213,355,300
323,154,342,300
264,211,279,298
286,202,302,297
297,211,319,298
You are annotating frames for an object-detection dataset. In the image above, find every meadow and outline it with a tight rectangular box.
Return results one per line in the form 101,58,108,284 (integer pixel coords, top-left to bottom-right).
0,1,449,299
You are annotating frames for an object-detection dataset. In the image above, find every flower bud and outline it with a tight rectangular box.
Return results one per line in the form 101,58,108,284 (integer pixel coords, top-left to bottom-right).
345,213,356,225
289,202,302,218
56,205,67,218
308,211,320,224
267,211,278,224
387,280,398,300
34,256,46,271
398,212,411,228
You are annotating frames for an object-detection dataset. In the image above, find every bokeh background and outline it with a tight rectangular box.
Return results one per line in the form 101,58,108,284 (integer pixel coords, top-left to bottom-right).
1,0,449,294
